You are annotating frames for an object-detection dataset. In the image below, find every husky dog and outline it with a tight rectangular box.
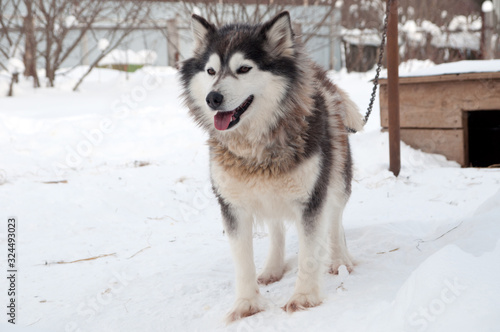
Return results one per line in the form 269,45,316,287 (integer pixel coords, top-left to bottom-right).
180,11,363,322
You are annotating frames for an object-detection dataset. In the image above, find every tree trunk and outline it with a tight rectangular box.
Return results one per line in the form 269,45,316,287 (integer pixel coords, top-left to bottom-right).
23,1,40,88
167,17,180,68
47,69,55,87
44,17,55,87
7,73,19,97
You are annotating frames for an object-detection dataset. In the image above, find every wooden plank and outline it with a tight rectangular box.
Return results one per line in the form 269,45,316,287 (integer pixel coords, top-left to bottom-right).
462,112,470,167
380,79,500,128
399,129,465,166
379,71,500,85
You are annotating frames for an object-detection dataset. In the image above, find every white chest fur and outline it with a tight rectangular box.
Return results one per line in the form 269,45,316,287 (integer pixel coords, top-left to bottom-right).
211,153,321,221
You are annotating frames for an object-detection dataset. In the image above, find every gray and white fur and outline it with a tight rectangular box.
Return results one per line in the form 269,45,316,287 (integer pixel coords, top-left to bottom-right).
180,11,363,322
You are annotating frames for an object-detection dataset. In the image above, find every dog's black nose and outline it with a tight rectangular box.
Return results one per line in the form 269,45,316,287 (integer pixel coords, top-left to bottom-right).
206,91,224,110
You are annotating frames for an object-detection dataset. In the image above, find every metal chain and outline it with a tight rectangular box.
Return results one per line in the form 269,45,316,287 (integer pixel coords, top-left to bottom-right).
347,0,393,133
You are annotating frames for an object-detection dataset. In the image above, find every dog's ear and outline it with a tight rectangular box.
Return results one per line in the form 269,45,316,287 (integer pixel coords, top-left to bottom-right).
191,14,216,49
260,11,294,58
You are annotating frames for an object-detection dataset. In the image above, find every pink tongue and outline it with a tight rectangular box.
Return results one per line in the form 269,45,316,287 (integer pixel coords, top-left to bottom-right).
214,111,234,131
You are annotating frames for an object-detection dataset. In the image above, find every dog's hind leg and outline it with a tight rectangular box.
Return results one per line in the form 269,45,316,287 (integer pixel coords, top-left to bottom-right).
328,200,354,274
224,209,265,322
258,220,286,285
329,142,355,274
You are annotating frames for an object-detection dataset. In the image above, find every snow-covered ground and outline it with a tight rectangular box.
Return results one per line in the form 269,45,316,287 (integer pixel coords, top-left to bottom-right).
0,64,499,332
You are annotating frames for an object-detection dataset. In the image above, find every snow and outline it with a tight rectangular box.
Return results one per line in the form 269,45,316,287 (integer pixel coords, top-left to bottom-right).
98,39,110,52
65,15,77,29
431,31,481,51
396,15,482,52
395,59,500,78
401,20,443,47
421,20,441,36
482,1,494,13
448,15,482,32
351,17,480,51
192,6,202,16
1,63,500,331
401,21,427,47
7,58,25,74
403,20,418,34
99,49,158,66
342,28,381,47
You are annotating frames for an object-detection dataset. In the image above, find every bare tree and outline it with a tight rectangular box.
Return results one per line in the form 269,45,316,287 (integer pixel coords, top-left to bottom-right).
339,0,384,29
0,0,25,96
338,0,488,70
31,0,153,88
179,1,289,27
0,0,23,71
1,0,40,89
340,0,481,30
173,0,337,48
71,1,153,91
34,0,109,87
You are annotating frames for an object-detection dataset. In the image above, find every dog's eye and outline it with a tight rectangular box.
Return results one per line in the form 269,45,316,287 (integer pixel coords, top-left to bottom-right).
207,68,216,76
237,66,252,74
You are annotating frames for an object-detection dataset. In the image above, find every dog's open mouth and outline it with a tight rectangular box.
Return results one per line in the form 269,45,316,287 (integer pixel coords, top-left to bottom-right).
214,95,254,131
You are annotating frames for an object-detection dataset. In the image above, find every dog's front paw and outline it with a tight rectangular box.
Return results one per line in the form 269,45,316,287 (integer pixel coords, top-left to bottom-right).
226,297,264,323
257,267,285,285
282,292,322,313
328,255,355,275
328,260,354,275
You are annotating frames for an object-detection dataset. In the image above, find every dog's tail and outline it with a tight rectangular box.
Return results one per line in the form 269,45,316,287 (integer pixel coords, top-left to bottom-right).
338,88,364,133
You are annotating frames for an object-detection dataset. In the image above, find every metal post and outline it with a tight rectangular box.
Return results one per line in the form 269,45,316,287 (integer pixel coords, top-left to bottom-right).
329,5,342,71
482,1,494,59
387,0,400,176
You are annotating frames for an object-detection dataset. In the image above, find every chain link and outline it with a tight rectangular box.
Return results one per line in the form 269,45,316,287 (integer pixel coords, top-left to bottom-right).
347,0,393,133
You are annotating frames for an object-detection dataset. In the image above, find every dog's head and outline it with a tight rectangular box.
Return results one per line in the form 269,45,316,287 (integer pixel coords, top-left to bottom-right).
180,12,301,137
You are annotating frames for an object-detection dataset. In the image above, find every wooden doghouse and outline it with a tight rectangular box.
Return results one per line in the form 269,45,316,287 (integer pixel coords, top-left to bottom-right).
379,60,500,167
